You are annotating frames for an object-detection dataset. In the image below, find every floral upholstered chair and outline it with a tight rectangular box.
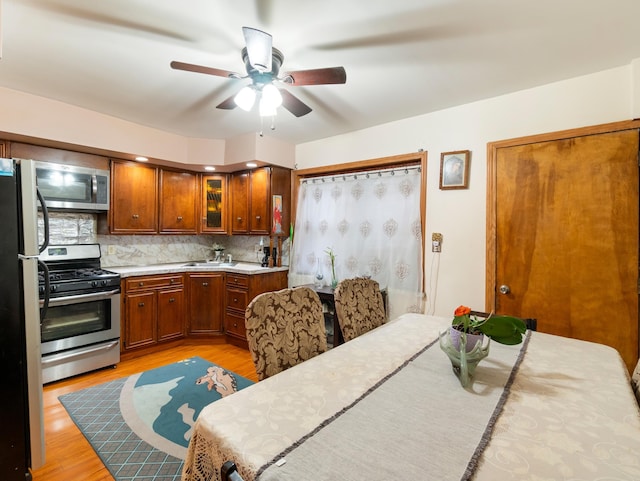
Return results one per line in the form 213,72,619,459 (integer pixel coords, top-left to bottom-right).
245,286,328,381
632,358,640,405
333,277,386,342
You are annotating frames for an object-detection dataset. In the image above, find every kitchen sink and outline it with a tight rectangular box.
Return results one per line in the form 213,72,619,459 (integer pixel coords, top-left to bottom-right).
182,261,237,267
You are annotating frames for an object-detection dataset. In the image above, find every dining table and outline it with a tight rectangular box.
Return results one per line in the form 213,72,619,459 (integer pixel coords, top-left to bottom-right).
181,313,640,481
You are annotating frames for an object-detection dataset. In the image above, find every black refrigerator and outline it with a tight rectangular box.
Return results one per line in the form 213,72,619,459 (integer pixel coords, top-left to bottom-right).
0,158,46,480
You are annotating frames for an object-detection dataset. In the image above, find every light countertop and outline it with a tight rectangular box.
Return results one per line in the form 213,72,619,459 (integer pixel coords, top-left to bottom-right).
108,261,288,278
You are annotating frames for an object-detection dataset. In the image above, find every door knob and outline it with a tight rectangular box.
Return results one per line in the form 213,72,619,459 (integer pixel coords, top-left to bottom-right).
499,284,511,295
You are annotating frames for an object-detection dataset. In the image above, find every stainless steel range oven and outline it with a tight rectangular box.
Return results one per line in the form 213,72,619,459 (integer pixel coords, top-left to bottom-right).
38,244,120,384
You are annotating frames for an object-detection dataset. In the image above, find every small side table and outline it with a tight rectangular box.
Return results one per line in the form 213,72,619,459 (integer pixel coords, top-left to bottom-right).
301,284,387,349
301,284,344,348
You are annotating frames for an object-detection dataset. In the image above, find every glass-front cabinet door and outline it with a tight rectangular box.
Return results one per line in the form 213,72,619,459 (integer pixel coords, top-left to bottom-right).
201,175,228,233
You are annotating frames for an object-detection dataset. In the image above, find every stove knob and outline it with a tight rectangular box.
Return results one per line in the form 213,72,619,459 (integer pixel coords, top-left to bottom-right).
101,280,109,287
50,285,57,292
91,280,99,288
39,285,45,294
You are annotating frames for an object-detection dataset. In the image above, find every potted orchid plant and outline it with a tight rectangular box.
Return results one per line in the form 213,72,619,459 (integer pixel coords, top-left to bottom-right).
451,305,526,351
442,306,527,387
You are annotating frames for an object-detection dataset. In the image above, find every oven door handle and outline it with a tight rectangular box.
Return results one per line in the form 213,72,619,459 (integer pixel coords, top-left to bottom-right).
41,289,120,307
41,340,119,365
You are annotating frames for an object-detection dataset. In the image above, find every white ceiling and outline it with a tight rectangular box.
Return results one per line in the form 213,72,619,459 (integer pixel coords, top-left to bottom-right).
3,0,640,146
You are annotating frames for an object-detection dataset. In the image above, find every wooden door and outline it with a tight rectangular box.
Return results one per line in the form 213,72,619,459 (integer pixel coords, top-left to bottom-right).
111,161,158,233
157,287,185,341
250,167,270,234
187,273,225,335
491,129,638,371
231,172,250,234
201,175,228,233
124,290,156,349
159,170,198,233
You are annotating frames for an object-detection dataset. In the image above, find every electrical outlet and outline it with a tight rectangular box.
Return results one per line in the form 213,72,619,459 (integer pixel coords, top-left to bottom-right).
254,244,262,253
107,245,116,255
431,233,443,252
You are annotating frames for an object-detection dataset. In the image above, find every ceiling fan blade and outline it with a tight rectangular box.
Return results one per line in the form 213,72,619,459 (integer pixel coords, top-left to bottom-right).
280,90,312,117
170,61,238,79
242,27,272,72
216,94,238,110
282,67,346,86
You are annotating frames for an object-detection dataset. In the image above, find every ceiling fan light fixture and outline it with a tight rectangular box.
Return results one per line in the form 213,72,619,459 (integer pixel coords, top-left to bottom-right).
262,84,282,108
234,86,256,111
259,97,278,117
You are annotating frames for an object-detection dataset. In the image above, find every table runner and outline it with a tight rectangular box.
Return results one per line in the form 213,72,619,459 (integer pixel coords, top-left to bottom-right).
182,314,450,481
257,331,530,481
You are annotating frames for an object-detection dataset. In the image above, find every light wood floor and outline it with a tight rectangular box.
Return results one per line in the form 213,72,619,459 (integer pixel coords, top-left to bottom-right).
31,342,258,481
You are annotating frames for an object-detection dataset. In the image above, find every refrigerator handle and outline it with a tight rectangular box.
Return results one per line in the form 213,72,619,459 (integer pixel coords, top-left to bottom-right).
38,260,49,321
37,187,49,253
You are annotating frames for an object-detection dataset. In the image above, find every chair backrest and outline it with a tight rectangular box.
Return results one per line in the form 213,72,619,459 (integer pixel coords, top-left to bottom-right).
245,286,327,381
632,358,640,405
333,277,386,342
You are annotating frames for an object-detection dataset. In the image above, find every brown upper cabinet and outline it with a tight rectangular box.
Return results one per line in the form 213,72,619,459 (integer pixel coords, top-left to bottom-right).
231,166,291,235
110,160,200,234
201,175,228,234
110,160,158,233
159,169,198,234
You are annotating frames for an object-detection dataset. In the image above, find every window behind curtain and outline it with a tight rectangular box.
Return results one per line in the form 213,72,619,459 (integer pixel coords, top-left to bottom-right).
289,167,424,319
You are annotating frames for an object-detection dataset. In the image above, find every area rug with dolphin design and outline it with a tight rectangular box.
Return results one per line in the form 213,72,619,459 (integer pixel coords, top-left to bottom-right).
59,356,254,481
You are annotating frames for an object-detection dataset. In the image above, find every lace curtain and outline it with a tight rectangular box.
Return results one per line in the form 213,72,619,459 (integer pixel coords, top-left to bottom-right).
289,167,424,319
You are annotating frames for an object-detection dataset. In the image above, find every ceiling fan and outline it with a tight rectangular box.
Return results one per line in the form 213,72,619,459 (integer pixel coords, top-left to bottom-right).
170,27,347,118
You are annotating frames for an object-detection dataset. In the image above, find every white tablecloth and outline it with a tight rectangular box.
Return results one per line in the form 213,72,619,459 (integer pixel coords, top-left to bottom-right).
181,313,640,481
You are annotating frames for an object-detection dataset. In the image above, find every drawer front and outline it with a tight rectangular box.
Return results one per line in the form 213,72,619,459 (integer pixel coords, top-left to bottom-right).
226,287,249,312
225,311,246,338
126,275,183,291
226,274,249,288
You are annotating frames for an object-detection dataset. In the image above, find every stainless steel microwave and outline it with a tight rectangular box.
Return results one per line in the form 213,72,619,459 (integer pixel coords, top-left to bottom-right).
33,161,110,211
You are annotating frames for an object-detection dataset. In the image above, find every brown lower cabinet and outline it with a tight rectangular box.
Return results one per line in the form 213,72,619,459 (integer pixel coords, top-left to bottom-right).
224,270,289,348
187,272,225,336
121,269,288,353
122,274,185,350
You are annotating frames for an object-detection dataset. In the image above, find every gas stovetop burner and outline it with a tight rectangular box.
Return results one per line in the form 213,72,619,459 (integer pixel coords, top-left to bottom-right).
37,244,121,298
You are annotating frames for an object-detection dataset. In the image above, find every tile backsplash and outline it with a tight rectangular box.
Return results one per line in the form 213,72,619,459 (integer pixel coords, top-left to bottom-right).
40,212,289,267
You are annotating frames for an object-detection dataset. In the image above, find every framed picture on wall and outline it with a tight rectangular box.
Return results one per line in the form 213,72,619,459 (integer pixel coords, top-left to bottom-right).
272,195,283,234
439,150,470,190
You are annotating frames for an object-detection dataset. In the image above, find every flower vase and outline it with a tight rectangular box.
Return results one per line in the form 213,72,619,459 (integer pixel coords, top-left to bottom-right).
439,328,490,388
330,265,338,289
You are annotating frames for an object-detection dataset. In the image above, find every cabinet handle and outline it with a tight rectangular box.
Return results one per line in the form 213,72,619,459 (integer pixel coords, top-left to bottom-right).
233,323,238,328
233,298,238,302
169,298,175,303
177,216,183,221
138,302,145,307
132,214,139,219
237,217,242,222
138,282,144,287
255,215,261,220
170,279,175,284
202,282,209,287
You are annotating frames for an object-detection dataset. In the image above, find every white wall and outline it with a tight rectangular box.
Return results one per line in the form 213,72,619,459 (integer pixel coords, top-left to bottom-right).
1,63,635,316
295,65,634,317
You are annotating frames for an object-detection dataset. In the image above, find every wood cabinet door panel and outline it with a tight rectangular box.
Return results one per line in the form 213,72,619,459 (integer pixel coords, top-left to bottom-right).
202,175,228,233
249,167,270,234
157,288,185,341
225,311,246,338
125,291,156,349
231,173,249,233
111,162,158,233
225,287,249,312
160,170,198,233
188,273,225,334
